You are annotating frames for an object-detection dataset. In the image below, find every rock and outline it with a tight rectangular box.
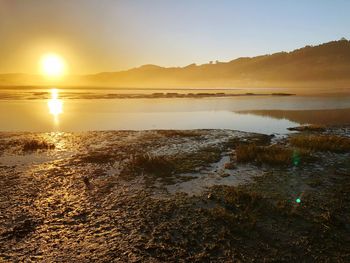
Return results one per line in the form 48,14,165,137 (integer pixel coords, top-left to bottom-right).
83,176,93,190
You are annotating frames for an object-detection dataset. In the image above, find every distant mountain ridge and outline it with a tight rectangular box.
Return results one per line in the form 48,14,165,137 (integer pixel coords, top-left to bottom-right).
1,39,350,88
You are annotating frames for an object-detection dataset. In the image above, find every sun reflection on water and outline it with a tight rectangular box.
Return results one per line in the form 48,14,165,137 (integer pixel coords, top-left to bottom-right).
48,88,63,125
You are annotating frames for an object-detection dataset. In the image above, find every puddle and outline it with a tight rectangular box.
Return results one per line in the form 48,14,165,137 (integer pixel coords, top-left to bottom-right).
167,154,263,195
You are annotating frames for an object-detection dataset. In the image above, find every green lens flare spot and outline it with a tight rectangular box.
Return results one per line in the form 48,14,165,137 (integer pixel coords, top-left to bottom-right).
296,198,301,203
292,151,301,166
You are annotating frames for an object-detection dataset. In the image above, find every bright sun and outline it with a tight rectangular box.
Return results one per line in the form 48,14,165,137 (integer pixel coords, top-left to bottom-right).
40,53,66,78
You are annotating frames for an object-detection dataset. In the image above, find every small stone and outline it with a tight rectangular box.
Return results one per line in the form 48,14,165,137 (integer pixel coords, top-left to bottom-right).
83,176,92,189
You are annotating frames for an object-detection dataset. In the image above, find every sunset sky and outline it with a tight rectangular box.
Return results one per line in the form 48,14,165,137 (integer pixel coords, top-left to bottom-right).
1,0,350,75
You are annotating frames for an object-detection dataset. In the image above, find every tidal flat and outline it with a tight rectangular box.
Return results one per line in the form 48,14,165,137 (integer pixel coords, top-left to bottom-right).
0,127,349,262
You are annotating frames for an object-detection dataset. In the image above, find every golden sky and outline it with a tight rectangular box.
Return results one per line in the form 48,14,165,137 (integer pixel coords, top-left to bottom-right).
1,0,350,75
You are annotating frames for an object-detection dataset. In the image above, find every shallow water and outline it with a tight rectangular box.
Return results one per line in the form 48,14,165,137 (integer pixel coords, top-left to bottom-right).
1,88,349,134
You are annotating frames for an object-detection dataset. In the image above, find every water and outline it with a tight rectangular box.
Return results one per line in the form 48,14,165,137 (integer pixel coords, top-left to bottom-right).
0,88,349,134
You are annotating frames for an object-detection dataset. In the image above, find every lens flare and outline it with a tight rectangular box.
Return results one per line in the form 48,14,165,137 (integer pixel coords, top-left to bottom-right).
292,150,301,166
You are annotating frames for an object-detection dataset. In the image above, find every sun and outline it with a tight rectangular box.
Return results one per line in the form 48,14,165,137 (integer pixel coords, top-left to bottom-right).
40,53,66,78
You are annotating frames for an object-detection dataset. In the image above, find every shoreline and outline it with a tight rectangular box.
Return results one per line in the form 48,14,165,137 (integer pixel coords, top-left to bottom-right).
0,91,295,101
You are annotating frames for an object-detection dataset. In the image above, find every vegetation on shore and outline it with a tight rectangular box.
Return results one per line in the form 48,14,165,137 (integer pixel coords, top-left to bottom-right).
22,139,55,152
290,134,350,152
235,144,311,166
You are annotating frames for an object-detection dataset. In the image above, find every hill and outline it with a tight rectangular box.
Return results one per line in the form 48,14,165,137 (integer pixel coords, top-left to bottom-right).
82,39,350,88
1,39,350,88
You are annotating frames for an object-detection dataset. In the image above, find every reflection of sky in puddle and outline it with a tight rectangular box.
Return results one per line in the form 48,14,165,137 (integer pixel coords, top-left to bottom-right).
167,155,262,196
2,89,349,134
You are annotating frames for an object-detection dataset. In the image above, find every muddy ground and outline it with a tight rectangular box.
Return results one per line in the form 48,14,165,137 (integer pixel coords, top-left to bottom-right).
0,128,349,262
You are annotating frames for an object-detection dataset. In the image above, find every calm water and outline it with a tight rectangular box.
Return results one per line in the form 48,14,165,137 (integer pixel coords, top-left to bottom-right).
0,88,349,134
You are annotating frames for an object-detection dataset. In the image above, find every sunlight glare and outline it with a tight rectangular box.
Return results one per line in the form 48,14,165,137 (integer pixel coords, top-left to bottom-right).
48,88,63,124
40,54,66,78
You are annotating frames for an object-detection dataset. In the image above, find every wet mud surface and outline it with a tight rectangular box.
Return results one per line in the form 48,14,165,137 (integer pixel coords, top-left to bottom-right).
0,128,349,262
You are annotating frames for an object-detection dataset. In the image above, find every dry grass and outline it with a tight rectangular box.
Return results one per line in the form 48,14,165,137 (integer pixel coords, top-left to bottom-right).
290,134,350,152
157,130,201,138
79,152,116,164
236,144,259,163
132,153,174,175
236,144,310,166
123,146,223,182
22,140,55,152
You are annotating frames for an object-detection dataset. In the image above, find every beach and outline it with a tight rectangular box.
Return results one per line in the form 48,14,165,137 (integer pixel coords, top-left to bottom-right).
1,127,349,261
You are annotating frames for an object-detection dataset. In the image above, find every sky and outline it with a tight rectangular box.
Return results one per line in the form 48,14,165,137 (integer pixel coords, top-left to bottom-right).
0,0,350,75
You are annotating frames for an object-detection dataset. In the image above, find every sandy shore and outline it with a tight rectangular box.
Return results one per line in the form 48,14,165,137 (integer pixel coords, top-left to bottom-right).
0,128,349,262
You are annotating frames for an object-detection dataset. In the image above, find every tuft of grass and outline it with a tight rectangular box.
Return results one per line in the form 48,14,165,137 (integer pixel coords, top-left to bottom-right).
236,144,258,163
123,146,224,183
157,130,201,138
247,134,273,146
290,134,350,153
259,145,295,165
132,153,174,175
22,140,55,152
80,152,115,164
171,146,223,173
236,144,311,166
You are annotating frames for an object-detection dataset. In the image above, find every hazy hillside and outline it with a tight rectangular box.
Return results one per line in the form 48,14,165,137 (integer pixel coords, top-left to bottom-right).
1,39,350,88
82,39,350,88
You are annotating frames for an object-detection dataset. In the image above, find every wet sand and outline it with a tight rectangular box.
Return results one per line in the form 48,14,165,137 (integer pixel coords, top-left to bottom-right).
0,128,349,262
